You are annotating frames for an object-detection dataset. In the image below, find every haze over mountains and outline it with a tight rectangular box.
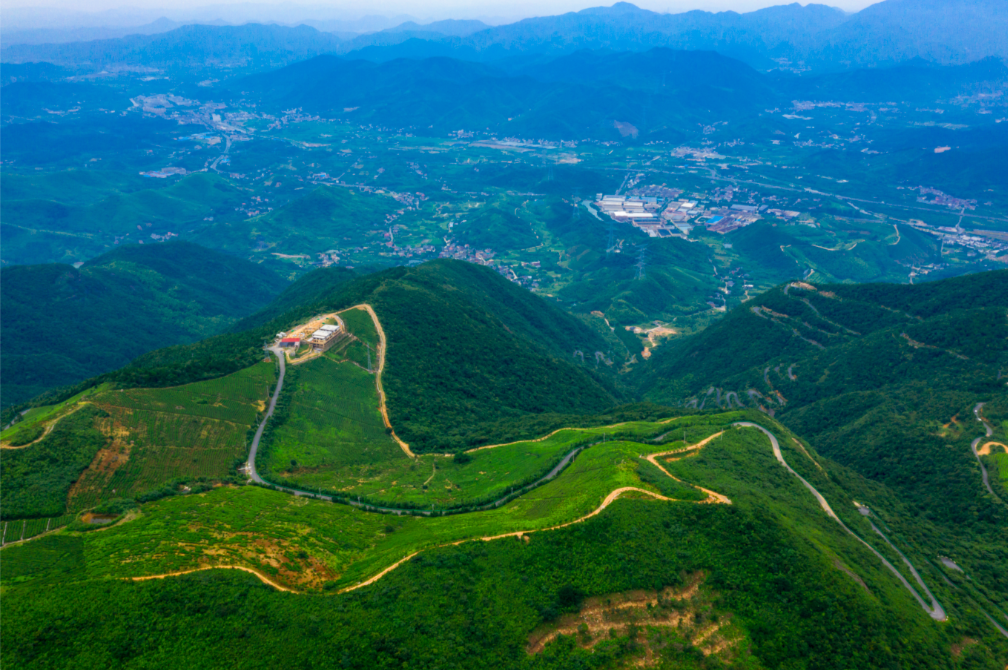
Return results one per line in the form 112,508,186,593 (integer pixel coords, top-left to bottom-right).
4,0,1007,72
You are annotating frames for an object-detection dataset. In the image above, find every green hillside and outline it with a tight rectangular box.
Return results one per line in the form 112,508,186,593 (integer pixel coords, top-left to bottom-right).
2,260,1007,665
0,363,276,520
7,260,620,450
4,414,1006,666
636,270,1008,617
0,170,247,266
191,185,401,261
228,266,360,332
0,241,287,407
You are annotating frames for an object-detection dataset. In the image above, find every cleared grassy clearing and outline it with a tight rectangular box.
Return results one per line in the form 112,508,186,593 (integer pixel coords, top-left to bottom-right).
263,357,401,483
95,363,274,422
273,394,731,509
267,334,736,509
339,307,380,350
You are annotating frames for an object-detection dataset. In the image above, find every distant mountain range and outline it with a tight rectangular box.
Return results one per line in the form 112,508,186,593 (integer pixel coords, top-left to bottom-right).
228,48,1007,140
233,49,779,140
3,1,1006,72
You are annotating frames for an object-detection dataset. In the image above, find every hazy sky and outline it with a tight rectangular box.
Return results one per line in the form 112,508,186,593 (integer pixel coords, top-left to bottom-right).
3,0,880,26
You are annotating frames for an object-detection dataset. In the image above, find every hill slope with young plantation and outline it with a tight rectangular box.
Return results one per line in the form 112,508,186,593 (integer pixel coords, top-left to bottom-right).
5,260,621,451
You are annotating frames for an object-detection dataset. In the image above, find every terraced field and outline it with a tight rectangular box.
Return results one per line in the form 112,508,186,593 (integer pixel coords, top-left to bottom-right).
1,515,74,546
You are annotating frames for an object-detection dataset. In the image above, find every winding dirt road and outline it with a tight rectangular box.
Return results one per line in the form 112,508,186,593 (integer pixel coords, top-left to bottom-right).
181,314,951,618
645,432,732,504
0,403,87,449
130,565,293,592
345,304,415,459
338,487,676,594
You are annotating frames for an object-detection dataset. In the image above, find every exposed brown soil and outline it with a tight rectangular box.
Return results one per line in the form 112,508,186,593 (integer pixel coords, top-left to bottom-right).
130,565,295,592
526,572,741,664
977,442,1008,456
645,432,731,505
66,414,133,509
81,512,119,525
951,637,978,658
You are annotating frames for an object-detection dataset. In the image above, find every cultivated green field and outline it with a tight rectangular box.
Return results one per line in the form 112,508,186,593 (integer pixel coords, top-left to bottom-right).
262,328,726,510
262,356,400,483
1,515,74,546
65,362,275,509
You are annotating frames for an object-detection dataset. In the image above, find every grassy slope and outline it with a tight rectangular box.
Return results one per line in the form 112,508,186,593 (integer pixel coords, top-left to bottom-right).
3,414,1005,667
0,240,287,408
3,260,620,448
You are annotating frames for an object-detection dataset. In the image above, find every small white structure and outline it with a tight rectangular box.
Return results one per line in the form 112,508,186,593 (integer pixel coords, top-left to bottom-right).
308,326,341,352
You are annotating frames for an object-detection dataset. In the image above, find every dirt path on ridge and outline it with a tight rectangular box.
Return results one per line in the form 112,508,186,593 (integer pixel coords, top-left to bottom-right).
344,304,415,459
645,432,732,504
338,487,676,594
0,403,88,449
129,565,293,592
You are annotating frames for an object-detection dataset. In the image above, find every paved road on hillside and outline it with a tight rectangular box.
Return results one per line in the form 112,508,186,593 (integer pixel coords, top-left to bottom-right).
246,346,285,486
971,402,999,499
733,421,947,622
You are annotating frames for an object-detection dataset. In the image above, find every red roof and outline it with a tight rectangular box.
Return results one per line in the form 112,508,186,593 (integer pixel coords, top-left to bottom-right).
281,337,301,343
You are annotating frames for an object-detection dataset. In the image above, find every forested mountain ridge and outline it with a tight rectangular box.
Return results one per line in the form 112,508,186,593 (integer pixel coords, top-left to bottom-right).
2,261,1007,665
5,0,1006,71
636,270,1008,611
636,270,1008,404
4,260,622,451
0,241,287,408
230,48,1007,141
